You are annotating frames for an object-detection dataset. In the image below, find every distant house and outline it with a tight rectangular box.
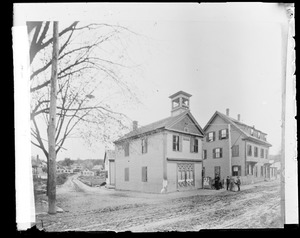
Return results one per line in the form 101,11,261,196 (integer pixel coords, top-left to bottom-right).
71,163,83,173
113,91,204,193
81,169,95,176
104,150,116,187
32,156,47,179
202,109,272,185
56,165,66,174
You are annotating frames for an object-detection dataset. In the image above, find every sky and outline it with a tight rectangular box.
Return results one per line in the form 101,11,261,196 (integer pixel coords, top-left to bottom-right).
20,3,290,161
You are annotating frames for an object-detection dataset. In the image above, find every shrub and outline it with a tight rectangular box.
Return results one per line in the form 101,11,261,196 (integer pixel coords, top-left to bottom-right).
56,173,68,185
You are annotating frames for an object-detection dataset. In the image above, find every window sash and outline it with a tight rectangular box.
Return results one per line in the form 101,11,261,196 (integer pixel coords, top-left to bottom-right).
232,145,239,157
247,145,252,156
124,143,129,157
142,138,148,154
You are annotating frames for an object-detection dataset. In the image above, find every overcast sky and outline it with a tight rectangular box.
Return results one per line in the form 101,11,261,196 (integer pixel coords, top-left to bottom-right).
21,3,289,161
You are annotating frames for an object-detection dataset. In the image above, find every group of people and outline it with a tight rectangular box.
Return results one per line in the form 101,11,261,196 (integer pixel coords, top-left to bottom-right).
214,175,241,191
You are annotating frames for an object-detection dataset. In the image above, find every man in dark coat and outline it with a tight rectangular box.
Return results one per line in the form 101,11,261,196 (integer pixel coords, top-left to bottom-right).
235,176,241,191
215,175,220,190
226,176,230,190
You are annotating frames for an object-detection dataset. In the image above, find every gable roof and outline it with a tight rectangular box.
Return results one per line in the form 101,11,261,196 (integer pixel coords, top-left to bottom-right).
203,111,272,147
114,111,204,144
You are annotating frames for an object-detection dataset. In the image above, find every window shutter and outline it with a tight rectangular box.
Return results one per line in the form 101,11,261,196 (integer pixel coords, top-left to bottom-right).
238,166,241,176
213,132,216,141
213,149,216,158
195,139,198,153
226,128,229,139
206,134,209,142
145,138,148,153
219,130,221,140
190,137,194,152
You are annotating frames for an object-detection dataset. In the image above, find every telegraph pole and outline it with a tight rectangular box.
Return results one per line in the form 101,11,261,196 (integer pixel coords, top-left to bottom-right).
48,21,59,214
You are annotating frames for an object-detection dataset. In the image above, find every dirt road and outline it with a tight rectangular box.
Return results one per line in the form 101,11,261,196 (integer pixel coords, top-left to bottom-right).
35,177,282,231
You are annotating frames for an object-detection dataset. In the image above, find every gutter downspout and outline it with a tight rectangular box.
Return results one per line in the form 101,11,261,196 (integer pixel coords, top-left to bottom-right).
228,124,232,177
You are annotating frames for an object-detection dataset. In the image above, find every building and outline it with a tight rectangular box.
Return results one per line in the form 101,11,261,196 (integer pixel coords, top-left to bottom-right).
114,91,205,193
81,168,95,176
202,109,272,185
104,150,116,187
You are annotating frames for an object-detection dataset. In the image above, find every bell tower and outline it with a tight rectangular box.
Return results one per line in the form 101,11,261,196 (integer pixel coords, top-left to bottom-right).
169,91,192,117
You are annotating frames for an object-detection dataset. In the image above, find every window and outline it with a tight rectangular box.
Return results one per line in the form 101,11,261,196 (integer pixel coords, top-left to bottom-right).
207,132,215,142
141,138,148,154
142,167,147,182
219,129,228,140
124,142,129,157
250,128,254,136
261,166,263,177
257,132,261,139
202,149,207,159
173,135,180,151
172,98,180,108
265,149,268,159
247,145,252,156
190,137,198,153
254,147,258,157
232,166,241,176
260,148,264,158
124,168,129,181
182,98,189,108
232,145,239,157
213,148,222,158
246,163,253,175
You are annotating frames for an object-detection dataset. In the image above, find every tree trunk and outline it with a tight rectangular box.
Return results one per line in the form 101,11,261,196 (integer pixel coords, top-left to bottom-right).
48,21,59,214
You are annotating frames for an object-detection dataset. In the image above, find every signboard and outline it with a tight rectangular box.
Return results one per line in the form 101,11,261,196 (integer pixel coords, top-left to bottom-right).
203,177,211,189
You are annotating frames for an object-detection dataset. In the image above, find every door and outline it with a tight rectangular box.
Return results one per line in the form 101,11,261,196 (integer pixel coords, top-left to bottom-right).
214,166,221,178
109,161,115,185
177,163,195,189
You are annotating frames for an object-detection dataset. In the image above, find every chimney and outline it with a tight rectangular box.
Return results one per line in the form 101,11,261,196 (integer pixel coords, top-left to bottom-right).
226,108,230,116
132,121,138,131
237,114,241,121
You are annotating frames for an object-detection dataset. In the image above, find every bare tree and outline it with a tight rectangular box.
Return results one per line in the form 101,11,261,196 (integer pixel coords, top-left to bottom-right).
47,21,59,214
28,22,141,205
28,21,140,160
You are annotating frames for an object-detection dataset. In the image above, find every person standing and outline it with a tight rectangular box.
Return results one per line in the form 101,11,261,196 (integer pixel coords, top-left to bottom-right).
215,175,220,190
235,176,241,191
226,176,230,190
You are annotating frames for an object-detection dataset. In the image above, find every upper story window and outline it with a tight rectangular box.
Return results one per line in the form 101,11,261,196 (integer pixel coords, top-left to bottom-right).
202,149,207,159
207,131,215,142
124,142,130,157
265,149,268,159
141,138,148,154
247,144,252,156
254,146,258,157
173,135,180,151
257,131,261,139
260,148,264,158
190,137,198,153
219,129,229,140
232,145,239,157
172,98,180,108
250,128,254,136
213,148,222,158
